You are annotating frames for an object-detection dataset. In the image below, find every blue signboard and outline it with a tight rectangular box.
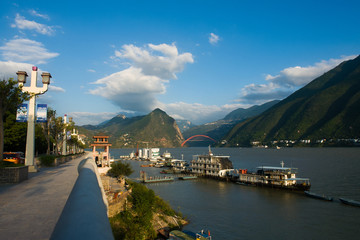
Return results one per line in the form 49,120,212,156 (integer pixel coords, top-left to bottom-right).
36,104,47,122
16,104,28,122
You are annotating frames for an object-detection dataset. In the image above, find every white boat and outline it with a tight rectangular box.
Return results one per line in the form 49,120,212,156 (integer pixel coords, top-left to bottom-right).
237,161,311,191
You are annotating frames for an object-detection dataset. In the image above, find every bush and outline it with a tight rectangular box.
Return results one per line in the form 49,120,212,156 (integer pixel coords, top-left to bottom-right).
108,161,134,178
39,155,56,167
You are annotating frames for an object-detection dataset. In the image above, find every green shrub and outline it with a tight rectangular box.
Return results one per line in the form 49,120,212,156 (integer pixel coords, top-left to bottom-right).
39,155,56,167
108,161,134,178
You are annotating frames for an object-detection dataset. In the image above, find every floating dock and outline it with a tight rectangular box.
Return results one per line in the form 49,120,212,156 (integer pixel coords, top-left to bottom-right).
179,175,198,180
140,171,174,183
304,191,333,201
142,176,174,183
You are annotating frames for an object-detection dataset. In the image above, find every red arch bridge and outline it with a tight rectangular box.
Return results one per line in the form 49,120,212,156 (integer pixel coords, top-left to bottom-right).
181,135,217,147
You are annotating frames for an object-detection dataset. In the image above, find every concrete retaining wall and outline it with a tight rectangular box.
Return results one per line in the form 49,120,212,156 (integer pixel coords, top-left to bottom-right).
0,166,28,183
50,157,113,240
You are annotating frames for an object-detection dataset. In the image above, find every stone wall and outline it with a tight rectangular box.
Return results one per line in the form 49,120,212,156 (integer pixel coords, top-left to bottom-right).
0,166,29,183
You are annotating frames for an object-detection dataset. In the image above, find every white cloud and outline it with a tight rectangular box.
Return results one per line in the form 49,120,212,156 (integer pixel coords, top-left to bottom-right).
0,61,64,97
114,43,194,79
237,55,357,104
29,10,50,20
88,69,96,73
91,43,194,112
0,38,59,64
209,33,220,45
161,102,246,124
67,112,118,126
11,14,54,35
0,61,34,80
49,85,65,92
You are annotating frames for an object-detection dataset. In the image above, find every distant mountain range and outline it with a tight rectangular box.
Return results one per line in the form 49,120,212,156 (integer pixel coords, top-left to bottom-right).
78,55,360,148
78,109,184,148
223,55,360,147
181,100,280,146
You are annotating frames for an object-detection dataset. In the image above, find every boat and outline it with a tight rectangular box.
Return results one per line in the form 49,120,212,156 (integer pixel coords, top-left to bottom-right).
304,191,333,201
140,164,154,167
339,198,360,207
169,230,211,240
190,146,233,177
236,161,311,191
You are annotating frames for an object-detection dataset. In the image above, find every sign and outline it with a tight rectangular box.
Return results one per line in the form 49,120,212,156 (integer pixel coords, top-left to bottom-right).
16,104,28,122
36,104,47,122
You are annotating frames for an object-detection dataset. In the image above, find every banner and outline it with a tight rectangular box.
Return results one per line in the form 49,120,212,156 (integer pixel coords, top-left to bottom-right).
16,104,28,122
36,104,47,122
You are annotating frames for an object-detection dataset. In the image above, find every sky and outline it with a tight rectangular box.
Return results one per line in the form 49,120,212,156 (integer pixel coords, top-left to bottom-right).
1,0,359,125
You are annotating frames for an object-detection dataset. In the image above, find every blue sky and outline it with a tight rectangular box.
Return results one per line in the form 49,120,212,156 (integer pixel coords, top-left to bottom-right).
1,0,359,125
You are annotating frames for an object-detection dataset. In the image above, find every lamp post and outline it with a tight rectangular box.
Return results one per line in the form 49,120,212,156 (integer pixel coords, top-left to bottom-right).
62,114,67,156
17,66,51,172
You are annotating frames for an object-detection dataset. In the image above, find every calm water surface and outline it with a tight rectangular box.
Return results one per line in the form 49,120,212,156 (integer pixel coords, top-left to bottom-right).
110,147,360,240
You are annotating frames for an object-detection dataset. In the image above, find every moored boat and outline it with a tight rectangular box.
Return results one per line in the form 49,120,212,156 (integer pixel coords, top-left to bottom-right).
304,191,333,201
339,197,360,207
236,161,311,191
169,230,211,240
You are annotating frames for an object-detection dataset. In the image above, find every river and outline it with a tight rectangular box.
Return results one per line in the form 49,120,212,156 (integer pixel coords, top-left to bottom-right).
109,147,360,240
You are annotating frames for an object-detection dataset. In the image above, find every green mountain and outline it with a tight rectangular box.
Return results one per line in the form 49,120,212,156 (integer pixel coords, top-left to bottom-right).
79,108,184,148
223,55,360,147
182,100,280,146
224,100,280,121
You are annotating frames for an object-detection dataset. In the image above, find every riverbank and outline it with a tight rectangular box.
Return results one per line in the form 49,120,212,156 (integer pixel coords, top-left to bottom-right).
100,174,188,239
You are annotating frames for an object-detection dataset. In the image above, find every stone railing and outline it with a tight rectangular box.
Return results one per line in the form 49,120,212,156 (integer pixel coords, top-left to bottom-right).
50,157,113,240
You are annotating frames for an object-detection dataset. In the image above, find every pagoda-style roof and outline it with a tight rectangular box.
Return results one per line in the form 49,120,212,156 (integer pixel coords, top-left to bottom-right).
93,132,110,138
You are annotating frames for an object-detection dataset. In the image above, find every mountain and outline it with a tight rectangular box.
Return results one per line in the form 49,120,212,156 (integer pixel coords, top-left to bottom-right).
182,100,280,146
79,108,184,148
224,100,280,121
223,55,360,147
176,119,197,133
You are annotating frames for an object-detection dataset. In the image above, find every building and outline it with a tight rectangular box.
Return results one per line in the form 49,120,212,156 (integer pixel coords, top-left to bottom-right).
190,147,233,177
90,134,112,167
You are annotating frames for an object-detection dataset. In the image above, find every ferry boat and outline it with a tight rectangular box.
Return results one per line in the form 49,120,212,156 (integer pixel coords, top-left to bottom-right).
236,161,311,191
190,146,233,177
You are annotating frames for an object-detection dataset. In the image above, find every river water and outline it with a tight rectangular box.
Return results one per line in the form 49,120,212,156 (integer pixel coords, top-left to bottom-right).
110,147,360,240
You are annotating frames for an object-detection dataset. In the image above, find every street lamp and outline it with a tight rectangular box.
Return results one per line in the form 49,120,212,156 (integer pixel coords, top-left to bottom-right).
16,66,51,172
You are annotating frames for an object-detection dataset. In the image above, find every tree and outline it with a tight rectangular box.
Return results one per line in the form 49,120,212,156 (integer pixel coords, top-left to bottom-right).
108,161,134,178
40,107,56,155
51,116,65,155
0,79,29,162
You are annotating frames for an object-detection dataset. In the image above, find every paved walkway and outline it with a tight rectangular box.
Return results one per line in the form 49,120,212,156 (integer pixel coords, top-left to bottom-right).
0,152,92,240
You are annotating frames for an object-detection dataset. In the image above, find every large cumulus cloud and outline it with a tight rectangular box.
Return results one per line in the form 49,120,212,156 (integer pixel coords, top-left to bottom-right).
90,43,194,112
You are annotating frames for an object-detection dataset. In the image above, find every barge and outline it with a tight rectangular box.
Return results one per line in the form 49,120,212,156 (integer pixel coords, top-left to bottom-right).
236,161,311,191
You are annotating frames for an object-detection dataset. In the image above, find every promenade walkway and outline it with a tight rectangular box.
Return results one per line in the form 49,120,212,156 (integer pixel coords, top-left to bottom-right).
0,152,92,240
